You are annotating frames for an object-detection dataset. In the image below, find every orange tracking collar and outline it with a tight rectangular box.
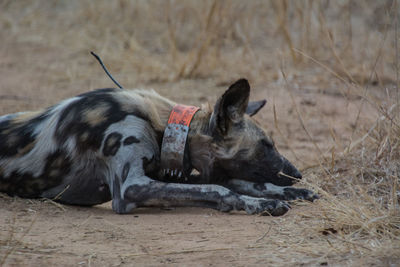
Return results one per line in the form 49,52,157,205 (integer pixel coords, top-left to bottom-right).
167,104,199,126
160,104,200,179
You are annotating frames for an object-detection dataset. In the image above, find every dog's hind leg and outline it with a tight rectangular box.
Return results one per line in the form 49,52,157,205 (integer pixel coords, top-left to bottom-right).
224,179,319,202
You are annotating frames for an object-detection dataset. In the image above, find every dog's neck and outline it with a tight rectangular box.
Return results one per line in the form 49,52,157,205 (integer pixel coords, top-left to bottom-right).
186,109,215,181
158,103,215,181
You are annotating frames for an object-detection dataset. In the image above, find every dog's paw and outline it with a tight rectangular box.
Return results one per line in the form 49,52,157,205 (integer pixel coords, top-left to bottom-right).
240,196,290,216
112,198,137,214
283,187,319,202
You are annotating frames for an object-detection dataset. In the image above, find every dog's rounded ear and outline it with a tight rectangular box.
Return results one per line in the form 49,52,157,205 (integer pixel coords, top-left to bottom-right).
246,100,267,116
209,79,250,136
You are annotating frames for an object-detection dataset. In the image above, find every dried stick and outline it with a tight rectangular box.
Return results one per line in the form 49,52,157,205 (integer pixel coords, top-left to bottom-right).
90,51,124,89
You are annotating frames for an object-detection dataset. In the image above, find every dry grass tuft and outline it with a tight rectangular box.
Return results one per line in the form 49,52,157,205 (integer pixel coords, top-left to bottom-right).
297,93,400,262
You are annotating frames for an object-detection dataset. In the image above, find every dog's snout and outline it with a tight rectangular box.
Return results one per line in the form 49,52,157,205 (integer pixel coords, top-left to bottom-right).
276,156,302,185
282,165,302,180
292,169,302,179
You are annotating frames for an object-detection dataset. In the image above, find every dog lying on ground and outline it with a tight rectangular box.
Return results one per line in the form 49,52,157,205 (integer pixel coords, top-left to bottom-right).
0,79,317,216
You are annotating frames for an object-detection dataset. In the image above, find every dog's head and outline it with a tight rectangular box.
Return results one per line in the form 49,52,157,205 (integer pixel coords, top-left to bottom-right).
205,79,301,186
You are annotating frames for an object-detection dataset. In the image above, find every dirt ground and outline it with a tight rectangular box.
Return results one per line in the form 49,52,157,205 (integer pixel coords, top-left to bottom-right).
0,1,399,266
0,42,390,267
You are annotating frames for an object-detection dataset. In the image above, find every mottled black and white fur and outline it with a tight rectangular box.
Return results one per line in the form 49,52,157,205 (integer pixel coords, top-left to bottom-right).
0,79,317,216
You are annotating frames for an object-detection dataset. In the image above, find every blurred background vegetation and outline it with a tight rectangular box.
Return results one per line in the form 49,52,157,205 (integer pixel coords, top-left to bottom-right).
1,0,397,85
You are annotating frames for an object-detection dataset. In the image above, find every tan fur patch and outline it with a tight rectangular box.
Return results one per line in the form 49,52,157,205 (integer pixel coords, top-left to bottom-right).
82,103,110,127
49,169,61,178
114,89,175,132
17,141,36,156
52,156,65,168
0,110,45,135
12,111,44,124
105,135,119,148
0,124,16,135
79,131,90,142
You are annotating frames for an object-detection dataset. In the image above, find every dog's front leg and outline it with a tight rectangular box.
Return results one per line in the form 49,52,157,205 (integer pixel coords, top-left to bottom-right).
112,174,290,216
101,117,289,216
224,179,319,202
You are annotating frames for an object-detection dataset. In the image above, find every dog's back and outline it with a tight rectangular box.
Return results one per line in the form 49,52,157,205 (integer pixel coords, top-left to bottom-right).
0,88,173,204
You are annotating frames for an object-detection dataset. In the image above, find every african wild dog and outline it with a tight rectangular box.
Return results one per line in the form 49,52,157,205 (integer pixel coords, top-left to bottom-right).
0,79,317,216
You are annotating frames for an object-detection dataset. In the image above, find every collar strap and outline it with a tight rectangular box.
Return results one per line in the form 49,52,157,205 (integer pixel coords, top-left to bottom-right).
160,104,200,180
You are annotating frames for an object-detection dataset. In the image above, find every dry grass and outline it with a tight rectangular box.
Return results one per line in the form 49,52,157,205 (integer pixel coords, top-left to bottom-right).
0,0,399,265
301,108,400,262
1,0,396,85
